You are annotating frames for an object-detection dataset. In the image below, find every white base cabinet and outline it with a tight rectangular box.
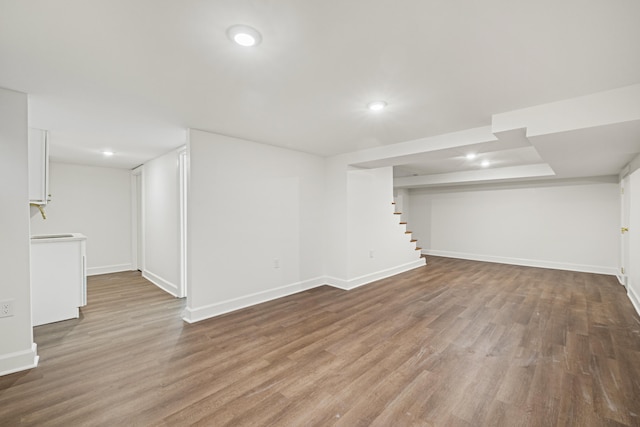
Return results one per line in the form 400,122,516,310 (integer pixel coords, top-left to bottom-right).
31,234,87,326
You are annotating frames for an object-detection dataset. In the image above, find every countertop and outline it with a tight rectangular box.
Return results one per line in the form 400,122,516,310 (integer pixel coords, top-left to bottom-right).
31,233,87,243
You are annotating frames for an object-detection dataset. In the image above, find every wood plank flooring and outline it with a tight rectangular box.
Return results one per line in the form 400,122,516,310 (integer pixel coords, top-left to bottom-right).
2,256,640,426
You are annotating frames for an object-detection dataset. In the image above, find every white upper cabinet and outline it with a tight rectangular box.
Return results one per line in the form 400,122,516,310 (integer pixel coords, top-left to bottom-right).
28,128,49,204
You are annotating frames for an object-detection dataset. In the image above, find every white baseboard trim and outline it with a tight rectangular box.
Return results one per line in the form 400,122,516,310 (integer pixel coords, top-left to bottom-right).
0,343,39,377
182,259,427,324
143,270,179,297
422,250,617,276
87,263,134,276
628,286,640,318
326,258,426,291
182,276,326,324
617,274,628,287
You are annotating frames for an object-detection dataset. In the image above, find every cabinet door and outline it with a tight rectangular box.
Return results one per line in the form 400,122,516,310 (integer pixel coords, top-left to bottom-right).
31,240,83,326
28,128,49,204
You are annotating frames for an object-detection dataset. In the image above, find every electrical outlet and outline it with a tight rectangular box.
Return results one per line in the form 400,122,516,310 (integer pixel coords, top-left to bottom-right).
0,300,14,318
273,258,280,269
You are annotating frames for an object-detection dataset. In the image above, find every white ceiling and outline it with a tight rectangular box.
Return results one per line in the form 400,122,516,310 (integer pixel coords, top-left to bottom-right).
1,0,640,180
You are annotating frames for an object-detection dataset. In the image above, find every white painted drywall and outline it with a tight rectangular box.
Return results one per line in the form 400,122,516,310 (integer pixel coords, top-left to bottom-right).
324,159,425,289
324,156,349,280
29,162,132,275
142,149,180,296
185,130,326,322
346,167,422,282
407,180,620,274
0,87,38,376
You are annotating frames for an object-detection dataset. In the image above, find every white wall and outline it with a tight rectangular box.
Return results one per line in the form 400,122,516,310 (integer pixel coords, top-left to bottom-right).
30,162,132,275
324,158,425,290
0,87,38,375
324,157,349,280
345,167,422,284
407,180,620,274
141,149,180,296
185,130,326,322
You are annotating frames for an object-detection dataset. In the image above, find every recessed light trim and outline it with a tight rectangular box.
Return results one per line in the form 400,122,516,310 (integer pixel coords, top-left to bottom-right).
481,160,491,168
227,25,262,47
367,101,387,111
102,150,115,157
465,153,477,160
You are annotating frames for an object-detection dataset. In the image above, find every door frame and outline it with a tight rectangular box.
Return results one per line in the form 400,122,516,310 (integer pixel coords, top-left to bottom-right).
178,148,188,298
620,171,630,287
131,166,144,272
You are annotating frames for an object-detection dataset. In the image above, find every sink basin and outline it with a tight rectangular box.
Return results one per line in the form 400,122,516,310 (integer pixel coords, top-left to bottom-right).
31,234,75,239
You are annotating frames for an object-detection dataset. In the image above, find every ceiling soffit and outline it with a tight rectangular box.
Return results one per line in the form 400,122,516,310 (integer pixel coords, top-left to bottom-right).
348,85,640,188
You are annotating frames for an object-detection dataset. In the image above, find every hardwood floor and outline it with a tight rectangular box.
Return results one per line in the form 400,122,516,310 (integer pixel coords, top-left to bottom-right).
2,256,640,426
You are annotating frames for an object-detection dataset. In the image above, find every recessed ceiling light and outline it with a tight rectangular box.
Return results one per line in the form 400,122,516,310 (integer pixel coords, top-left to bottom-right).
227,25,262,47
481,160,491,168
466,153,477,160
102,150,115,157
367,101,387,111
